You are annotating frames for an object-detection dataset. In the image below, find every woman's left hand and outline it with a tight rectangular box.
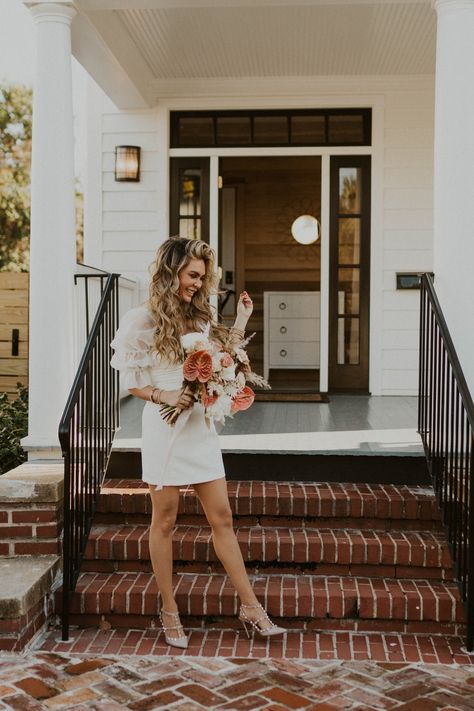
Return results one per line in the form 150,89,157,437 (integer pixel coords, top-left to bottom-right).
237,291,253,319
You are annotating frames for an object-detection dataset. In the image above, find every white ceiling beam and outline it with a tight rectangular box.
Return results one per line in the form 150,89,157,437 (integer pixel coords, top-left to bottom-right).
77,0,431,10
71,10,155,109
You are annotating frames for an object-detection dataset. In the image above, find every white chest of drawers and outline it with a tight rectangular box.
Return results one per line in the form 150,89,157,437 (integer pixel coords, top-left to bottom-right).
263,291,320,380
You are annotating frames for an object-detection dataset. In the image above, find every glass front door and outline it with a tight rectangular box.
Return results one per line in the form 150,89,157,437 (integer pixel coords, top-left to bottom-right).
329,156,371,391
170,158,210,242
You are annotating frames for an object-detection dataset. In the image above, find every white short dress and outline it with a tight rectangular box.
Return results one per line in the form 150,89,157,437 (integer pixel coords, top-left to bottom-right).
110,305,226,490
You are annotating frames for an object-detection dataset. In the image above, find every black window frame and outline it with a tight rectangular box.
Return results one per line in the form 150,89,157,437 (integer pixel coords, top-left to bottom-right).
170,109,372,149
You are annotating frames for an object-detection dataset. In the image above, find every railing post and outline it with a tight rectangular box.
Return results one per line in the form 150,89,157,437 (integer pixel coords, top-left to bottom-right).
61,445,71,641
467,439,474,652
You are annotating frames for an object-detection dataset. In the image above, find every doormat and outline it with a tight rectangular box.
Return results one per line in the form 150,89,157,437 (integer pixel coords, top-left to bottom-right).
255,391,329,403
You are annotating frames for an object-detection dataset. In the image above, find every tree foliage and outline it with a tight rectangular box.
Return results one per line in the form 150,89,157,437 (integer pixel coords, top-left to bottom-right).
0,84,32,272
0,384,28,475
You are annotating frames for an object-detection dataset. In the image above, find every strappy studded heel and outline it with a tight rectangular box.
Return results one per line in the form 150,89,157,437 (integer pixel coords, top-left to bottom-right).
238,603,286,638
159,609,189,649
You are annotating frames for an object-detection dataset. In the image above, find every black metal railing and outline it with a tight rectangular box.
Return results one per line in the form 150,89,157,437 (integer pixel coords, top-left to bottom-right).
74,272,108,339
58,273,120,640
419,273,474,652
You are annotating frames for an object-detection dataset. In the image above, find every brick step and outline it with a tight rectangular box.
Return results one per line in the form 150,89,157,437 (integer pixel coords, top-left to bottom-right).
96,480,441,531
83,524,454,580
63,572,464,629
39,626,472,662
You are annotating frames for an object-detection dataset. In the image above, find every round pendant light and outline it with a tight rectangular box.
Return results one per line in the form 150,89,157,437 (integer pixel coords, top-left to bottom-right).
291,215,320,245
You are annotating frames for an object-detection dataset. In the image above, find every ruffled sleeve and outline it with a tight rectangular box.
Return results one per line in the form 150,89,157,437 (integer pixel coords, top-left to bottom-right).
110,305,157,390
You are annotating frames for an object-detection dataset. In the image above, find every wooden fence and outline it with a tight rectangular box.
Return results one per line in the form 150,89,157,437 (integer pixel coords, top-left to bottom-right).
0,272,29,397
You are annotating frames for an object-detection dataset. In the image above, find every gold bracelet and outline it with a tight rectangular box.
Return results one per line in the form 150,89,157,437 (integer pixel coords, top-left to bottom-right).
150,387,162,404
230,326,245,338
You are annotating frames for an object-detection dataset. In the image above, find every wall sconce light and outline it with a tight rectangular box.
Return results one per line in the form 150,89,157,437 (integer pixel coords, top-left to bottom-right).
291,214,320,245
115,145,141,182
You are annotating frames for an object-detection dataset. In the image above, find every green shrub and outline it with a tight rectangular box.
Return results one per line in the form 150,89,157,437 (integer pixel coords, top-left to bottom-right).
0,384,28,475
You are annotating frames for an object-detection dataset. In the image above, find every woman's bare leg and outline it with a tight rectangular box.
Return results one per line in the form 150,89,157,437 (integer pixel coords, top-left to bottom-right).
193,478,273,628
148,485,185,639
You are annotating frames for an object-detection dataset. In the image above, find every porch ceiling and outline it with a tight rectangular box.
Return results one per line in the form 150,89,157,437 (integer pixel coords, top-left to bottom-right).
73,0,436,108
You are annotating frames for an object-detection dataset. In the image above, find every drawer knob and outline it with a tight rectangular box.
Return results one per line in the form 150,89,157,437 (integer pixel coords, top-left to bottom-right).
280,326,287,334
280,349,287,357
279,302,287,310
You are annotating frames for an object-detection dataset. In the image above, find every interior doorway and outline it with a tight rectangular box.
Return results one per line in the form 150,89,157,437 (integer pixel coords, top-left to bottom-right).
219,157,322,393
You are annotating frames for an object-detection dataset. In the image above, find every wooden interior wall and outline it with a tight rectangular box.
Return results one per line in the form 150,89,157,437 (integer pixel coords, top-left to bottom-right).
222,157,321,377
0,273,29,397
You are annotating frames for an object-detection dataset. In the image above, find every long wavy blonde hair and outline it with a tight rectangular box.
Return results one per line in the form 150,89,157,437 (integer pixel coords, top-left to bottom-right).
147,236,229,363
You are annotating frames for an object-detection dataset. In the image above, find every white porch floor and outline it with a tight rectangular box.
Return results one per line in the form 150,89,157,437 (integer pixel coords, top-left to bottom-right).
113,395,423,456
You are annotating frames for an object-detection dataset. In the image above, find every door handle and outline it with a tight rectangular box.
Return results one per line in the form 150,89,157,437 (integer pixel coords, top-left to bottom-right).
11,329,19,356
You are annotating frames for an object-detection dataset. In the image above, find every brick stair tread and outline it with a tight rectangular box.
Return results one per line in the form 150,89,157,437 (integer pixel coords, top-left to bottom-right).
67,571,464,623
84,524,452,571
98,479,440,521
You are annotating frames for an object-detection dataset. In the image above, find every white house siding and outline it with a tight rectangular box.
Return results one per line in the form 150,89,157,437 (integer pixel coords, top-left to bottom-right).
85,82,165,307
381,84,434,395
85,78,434,396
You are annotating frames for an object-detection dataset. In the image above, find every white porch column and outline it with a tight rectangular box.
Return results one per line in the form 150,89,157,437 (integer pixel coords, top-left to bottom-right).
22,0,77,458
433,0,474,392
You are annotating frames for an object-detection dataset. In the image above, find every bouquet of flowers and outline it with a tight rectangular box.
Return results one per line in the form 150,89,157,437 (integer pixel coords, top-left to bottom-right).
159,330,269,426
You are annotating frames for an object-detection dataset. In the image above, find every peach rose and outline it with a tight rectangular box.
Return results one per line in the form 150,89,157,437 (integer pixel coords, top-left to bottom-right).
221,352,234,368
231,386,255,413
183,350,213,383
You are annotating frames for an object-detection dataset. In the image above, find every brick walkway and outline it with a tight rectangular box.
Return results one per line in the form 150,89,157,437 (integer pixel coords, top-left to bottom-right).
1,651,474,710
38,627,474,665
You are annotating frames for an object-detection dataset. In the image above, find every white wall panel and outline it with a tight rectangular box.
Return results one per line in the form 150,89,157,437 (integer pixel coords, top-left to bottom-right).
383,189,433,211
103,171,160,191
385,148,433,169
382,369,418,392
102,113,159,132
384,230,433,251
383,310,420,331
382,330,419,350
381,80,433,401
385,128,434,148
103,191,158,212
103,211,160,231
383,250,433,270
383,209,433,230
103,231,161,251
102,132,160,152
384,167,433,189
103,251,155,272
382,292,419,311
382,349,419,371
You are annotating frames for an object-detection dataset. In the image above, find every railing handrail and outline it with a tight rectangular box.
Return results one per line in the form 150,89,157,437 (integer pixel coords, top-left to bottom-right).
74,268,137,287
59,272,120,640
59,273,119,439
422,273,474,429
75,261,109,275
419,271,474,653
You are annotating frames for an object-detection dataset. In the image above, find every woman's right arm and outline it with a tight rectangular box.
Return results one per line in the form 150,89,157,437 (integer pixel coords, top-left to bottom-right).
128,385,194,410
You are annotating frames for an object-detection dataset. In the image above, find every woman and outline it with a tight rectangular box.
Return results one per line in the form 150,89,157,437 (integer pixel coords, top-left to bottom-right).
110,236,285,648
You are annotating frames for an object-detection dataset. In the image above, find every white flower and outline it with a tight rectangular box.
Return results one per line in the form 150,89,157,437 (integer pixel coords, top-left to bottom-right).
224,381,240,397
182,333,212,351
236,371,246,388
212,353,224,372
221,365,236,380
235,348,249,364
208,394,233,423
